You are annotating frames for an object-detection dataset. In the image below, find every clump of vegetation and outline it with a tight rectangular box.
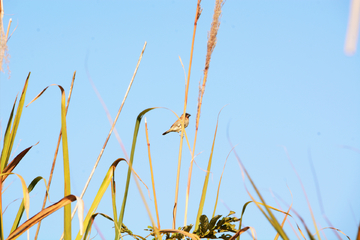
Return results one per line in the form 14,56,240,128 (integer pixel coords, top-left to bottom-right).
0,1,355,240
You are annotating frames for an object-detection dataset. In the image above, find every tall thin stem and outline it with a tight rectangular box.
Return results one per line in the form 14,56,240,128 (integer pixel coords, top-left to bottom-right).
173,0,202,229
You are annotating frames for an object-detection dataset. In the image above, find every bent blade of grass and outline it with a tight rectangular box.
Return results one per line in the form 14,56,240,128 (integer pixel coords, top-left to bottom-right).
228,227,250,240
273,187,294,240
237,201,253,240
238,199,300,240
75,158,126,240
27,84,71,240
308,149,342,240
315,227,351,240
35,71,75,240
2,143,38,182
84,213,146,240
248,227,256,240
239,199,295,239
10,176,46,234
270,190,300,240
195,105,226,229
252,201,294,219
6,195,79,240
116,107,157,240
213,144,238,219
228,140,289,239
83,213,112,240
272,192,310,240
0,172,30,240
125,119,160,240
281,146,321,240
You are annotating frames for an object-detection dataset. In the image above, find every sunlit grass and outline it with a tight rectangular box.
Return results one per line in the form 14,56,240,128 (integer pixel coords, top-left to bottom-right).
0,1,356,240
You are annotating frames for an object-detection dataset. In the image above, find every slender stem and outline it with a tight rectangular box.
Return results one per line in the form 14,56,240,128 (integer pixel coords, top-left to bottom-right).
174,0,202,229
193,0,225,230
144,118,161,229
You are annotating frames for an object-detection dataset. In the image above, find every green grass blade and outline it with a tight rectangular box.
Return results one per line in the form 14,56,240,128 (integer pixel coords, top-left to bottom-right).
58,85,71,240
1,73,30,171
195,107,225,230
82,213,113,240
0,73,30,240
116,107,156,240
75,159,126,240
4,73,30,169
0,96,17,240
111,170,118,236
0,95,17,171
26,84,71,239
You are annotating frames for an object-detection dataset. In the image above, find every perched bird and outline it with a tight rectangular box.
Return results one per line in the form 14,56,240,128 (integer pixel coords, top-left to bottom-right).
162,113,191,135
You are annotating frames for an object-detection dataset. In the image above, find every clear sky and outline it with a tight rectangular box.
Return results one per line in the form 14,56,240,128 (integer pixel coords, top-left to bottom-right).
1,1,359,239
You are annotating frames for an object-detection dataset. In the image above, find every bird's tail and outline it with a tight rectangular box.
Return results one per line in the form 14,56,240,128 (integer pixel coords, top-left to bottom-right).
162,131,169,135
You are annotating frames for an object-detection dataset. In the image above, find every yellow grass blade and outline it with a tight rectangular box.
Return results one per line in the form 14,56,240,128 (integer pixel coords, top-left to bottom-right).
229,143,289,239
274,188,293,240
181,0,202,226
6,195,79,240
1,172,30,240
144,117,161,229
314,227,351,240
10,176,46,234
75,158,126,240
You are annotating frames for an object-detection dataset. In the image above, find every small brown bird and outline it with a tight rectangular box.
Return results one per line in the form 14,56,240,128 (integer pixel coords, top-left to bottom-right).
162,113,191,135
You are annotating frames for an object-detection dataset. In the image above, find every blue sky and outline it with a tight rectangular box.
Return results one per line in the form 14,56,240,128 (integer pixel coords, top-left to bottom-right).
1,1,359,239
